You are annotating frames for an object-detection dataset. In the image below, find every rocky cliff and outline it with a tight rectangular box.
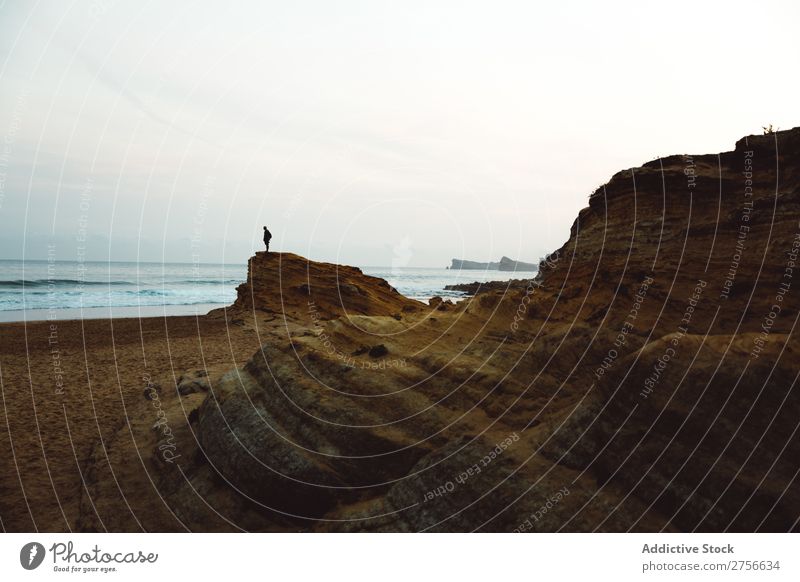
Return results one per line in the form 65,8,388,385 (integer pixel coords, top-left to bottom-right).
159,128,800,532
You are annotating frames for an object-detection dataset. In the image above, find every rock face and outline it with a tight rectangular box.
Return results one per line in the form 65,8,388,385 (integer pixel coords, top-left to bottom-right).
165,128,800,532
444,278,530,296
498,256,538,271
527,127,800,532
450,256,538,271
227,252,420,320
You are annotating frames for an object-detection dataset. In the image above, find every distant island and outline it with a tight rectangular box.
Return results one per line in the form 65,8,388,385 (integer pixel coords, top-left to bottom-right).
449,256,538,271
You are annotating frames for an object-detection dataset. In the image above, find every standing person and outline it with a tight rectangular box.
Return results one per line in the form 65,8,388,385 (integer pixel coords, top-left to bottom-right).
263,226,272,253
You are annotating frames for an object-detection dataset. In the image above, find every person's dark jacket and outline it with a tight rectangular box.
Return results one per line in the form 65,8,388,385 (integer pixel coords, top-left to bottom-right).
263,229,272,245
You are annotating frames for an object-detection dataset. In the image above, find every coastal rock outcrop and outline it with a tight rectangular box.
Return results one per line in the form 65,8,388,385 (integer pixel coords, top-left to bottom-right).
228,251,419,320
164,128,800,532
444,278,530,296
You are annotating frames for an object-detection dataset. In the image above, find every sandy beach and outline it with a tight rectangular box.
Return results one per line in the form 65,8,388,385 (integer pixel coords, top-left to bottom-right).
0,310,264,531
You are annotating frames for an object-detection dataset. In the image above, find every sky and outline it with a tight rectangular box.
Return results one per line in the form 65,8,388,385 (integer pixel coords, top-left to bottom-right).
0,0,798,267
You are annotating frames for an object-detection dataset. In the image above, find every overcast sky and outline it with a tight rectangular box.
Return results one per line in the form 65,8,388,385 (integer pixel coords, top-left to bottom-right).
1,0,798,267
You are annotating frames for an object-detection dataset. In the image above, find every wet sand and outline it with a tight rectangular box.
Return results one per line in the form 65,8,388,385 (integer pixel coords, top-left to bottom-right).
0,303,229,323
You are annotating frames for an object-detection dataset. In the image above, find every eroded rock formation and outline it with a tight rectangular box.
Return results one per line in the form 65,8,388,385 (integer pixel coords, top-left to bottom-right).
161,128,800,532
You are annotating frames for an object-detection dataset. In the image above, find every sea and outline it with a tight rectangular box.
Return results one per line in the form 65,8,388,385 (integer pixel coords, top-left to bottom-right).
0,259,537,322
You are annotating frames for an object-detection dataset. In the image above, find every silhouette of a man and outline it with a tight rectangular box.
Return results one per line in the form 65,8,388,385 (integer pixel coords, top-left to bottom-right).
263,226,272,253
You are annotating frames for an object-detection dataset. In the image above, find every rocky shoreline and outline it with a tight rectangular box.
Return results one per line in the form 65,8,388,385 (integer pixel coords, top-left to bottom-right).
443,278,531,296
2,127,799,532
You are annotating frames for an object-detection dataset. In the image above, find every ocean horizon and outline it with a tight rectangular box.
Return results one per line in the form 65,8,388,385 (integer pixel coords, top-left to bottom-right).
0,258,537,322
